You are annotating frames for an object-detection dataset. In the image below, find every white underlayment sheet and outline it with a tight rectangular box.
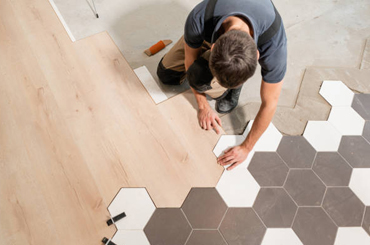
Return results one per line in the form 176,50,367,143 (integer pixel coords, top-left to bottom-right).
49,0,370,107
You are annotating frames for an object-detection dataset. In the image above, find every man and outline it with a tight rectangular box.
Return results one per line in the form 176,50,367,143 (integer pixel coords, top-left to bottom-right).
157,0,287,170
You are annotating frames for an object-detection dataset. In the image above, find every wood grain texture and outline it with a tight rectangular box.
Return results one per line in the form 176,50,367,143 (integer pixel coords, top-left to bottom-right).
0,0,222,244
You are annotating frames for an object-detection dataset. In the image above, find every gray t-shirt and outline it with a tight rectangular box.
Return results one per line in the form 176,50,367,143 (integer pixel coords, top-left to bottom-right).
184,0,287,83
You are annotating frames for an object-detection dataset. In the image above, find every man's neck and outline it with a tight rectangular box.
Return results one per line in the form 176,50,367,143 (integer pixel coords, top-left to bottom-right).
222,16,253,38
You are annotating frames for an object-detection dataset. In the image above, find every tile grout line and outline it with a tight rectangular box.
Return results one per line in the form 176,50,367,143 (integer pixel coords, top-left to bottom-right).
183,229,193,245
360,205,367,226
217,208,230,245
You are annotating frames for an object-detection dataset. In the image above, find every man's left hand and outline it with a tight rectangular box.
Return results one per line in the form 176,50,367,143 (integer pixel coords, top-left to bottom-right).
217,145,250,171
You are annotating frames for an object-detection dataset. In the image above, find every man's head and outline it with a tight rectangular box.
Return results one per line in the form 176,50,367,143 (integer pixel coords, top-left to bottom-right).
209,30,258,88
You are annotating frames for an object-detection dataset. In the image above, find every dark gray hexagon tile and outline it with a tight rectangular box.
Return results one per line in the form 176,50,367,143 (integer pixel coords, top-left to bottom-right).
181,188,227,229
284,169,326,206
185,230,226,245
338,136,370,168
363,121,370,143
292,207,338,245
253,188,297,228
144,208,191,245
277,136,316,168
322,187,365,226
312,152,352,186
220,208,266,245
363,207,370,236
248,152,289,187
352,94,370,120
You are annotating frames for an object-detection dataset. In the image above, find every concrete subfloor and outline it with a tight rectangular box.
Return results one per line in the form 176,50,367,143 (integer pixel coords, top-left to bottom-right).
51,0,370,130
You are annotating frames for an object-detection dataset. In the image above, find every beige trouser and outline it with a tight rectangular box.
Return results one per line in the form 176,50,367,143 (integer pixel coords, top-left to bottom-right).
157,36,228,99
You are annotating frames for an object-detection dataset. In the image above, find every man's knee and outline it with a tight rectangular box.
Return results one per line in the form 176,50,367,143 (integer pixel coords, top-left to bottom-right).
157,58,185,85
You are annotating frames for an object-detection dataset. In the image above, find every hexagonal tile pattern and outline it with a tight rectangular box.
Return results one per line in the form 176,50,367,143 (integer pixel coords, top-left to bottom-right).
216,168,260,207
284,169,326,206
328,107,365,135
144,208,191,245
111,230,150,245
352,94,370,120
248,152,289,186
319,80,354,106
292,207,337,245
261,228,303,245
349,169,370,205
322,187,365,227
363,121,370,143
312,152,352,186
108,188,156,230
219,208,266,245
186,230,227,245
253,188,297,228
181,188,227,229
243,120,282,151
338,136,370,168
335,227,370,245
277,136,316,168
363,207,370,236
303,121,342,151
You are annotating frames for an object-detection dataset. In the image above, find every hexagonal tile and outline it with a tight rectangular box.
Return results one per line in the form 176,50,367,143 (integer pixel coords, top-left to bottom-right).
284,169,326,206
292,207,337,245
322,187,365,227
144,208,191,245
338,136,370,168
319,80,354,106
303,121,342,151
349,169,370,205
334,227,370,245
213,135,255,169
261,228,303,245
328,107,365,135
186,230,227,245
108,188,156,230
312,152,352,186
216,168,260,207
111,230,150,245
243,120,282,151
219,208,266,245
363,121,370,143
352,94,370,120
277,136,316,168
181,188,227,229
363,207,370,236
248,152,289,187
253,188,297,228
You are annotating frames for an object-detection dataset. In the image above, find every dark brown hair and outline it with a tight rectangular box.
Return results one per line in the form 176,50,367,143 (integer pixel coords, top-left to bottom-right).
209,30,257,88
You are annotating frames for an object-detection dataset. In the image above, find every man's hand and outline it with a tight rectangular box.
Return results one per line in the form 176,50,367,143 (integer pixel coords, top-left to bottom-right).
217,145,250,171
198,106,222,134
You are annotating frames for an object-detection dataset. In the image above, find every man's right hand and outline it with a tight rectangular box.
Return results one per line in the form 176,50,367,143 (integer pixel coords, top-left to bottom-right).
198,106,222,134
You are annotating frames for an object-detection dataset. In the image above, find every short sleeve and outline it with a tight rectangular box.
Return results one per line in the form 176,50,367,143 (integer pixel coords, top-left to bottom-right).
258,25,287,83
184,8,205,49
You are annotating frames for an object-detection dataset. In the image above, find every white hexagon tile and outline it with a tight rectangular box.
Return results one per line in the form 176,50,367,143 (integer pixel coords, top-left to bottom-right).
111,230,150,245
261,228,303,245
303,121,342,151
319,80,354,106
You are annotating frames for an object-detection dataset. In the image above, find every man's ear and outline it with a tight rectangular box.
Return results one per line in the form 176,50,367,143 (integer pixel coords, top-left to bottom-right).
211,43,215,51
257,50,260,60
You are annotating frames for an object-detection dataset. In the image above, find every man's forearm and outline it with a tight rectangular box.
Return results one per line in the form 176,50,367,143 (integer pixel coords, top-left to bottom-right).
191,87,209,109
241,103,277,151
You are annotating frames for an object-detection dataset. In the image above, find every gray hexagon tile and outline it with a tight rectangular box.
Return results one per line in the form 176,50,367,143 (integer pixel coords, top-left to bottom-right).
185,230,227,245
312,152,352,186
338,136,370,168
277,136,316,168
352,94,370,120
144,208,191,245
219,208,266,245
253,188,297,228
284,169,326,206
292,207,337,245
248,152,289,187
181,188,227,229
363,121,370,143
322,187,365,227
363,207,370,236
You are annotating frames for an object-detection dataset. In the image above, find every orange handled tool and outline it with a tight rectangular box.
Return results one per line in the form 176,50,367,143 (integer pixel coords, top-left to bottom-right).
144,40,172,56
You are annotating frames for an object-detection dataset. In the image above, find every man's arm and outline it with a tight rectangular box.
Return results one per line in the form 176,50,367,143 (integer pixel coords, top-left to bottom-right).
185,42,222,134
218,79,283,170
